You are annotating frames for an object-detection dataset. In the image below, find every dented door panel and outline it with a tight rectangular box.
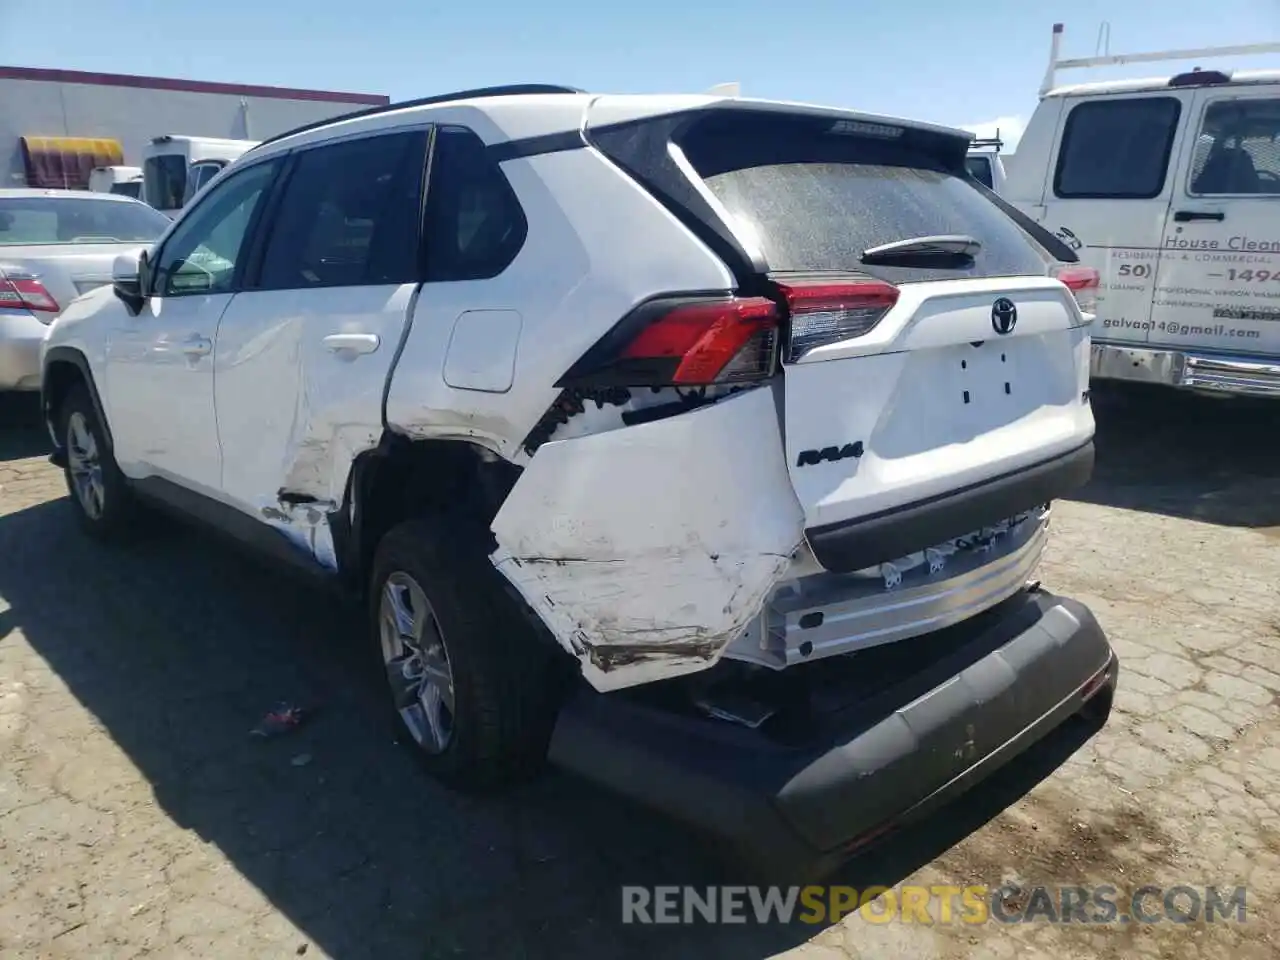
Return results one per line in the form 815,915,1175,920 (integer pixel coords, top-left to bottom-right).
490,386,806,692
212,284,417,567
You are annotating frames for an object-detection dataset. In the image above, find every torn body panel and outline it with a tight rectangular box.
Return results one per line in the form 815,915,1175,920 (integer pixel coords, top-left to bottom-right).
490,386,806,692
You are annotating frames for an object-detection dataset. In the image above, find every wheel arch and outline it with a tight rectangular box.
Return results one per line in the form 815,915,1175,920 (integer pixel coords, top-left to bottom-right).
334,431,523,597
41,347,113,456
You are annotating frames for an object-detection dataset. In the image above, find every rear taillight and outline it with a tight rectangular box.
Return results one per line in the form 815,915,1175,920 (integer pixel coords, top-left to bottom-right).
0,272,59,319
1053,265,1100,316
774,277,900,362
556,295,781,389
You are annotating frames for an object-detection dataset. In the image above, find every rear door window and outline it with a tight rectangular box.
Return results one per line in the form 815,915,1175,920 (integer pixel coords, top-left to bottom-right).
1053,97,1182,199
680,113,1051,284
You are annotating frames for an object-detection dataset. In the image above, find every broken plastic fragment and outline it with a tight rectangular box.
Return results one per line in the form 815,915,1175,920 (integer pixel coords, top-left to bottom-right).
880,561,903,589
251,703,311,738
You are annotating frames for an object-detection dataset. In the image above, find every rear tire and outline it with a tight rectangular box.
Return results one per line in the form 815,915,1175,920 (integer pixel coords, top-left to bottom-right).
369,515,563,790
58,383,138,542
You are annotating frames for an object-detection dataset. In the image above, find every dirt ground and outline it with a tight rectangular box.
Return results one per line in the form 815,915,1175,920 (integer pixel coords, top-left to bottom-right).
0,384,1277,960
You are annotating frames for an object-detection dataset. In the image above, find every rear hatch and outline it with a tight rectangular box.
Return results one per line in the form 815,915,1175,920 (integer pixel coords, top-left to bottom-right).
589,103,1095,569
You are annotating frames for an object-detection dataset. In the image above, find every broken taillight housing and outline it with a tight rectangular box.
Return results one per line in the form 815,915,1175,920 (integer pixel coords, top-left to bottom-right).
556,294,781,389
773,277,900,362
0,270,59,320
1052,265,1100,317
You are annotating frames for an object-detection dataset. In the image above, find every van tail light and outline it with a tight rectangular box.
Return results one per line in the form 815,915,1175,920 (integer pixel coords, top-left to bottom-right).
773,277,900,362
0,270,60,320
1053,265,1100,316
556,294,781,389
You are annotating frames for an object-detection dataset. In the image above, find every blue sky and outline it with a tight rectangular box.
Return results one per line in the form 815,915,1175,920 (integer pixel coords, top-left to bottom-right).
2,0,1278,149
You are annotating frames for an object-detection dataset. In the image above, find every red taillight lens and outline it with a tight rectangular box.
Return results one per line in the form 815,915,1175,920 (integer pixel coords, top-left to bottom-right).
774,277,899,362
1053,265,1100,316
558,295,781,389
0,273,60,317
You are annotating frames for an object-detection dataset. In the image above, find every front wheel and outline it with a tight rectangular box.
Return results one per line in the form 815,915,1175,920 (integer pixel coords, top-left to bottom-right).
370,516,564,790
58,384,138,541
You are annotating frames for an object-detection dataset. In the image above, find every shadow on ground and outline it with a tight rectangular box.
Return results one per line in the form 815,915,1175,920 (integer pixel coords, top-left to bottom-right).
1077,384,1279,531
0,482,1100,957
0,394,48,463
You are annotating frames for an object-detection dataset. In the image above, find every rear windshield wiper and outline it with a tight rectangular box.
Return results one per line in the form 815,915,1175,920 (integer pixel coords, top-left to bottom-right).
860,234,981,266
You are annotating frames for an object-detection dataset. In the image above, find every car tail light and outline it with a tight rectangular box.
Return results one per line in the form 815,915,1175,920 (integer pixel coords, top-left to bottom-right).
556,295,781,389
1053,265,1100,316
773,277,900,362
0,271,60,319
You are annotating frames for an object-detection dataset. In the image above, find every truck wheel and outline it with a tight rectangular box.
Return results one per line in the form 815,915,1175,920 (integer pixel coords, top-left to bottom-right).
369,515,562,790
58,383,138,541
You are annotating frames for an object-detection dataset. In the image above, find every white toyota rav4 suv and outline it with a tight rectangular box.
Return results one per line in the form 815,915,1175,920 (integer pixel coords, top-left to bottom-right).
40,84,1117,873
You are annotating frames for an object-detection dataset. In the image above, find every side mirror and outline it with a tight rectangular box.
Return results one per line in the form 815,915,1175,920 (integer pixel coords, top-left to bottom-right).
112,249,147,315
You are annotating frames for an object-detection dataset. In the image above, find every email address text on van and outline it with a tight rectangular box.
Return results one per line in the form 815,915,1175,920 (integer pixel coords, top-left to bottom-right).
1101,318,1261,340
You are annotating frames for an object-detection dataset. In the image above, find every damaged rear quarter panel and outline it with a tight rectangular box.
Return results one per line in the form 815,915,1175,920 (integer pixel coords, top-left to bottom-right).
490,386,806,692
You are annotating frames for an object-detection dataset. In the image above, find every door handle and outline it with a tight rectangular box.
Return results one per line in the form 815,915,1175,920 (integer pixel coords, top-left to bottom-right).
1174,210,1226,223
322,333,380,355
181,335,212,357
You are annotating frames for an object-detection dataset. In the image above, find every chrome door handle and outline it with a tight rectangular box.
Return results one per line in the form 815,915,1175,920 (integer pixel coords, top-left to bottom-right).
322,333,380,355
182,335,212,357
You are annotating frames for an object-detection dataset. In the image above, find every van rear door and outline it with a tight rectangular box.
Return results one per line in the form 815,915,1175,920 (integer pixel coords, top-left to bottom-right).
1152,85,1280,362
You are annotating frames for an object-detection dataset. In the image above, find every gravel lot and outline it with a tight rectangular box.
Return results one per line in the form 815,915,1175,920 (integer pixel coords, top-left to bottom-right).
1,385,1277,960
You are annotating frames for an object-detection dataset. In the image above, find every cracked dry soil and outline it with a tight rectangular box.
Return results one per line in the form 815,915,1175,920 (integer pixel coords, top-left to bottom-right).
1,385,1278,960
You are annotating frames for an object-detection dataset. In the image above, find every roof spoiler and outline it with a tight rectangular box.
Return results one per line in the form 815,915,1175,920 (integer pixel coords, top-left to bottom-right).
1041,22,1280,97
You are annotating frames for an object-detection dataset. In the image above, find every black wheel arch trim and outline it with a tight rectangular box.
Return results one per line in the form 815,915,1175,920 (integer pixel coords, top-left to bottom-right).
42,347,114,454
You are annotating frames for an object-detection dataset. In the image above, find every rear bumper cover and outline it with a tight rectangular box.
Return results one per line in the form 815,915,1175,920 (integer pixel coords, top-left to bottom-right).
0,310,48,391
549,589,1115,866
805,441,1094,573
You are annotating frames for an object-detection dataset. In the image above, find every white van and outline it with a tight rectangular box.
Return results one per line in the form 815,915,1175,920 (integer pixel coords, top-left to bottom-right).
141,135,258,217
87,165,143,199
1005,24,1280,397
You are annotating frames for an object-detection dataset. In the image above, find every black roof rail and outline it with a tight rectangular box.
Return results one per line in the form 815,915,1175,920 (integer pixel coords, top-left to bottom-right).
1169,68,1232,87
250,83,587,151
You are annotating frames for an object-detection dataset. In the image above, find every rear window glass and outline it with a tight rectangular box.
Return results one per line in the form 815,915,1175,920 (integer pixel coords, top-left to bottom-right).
144,154,187,210
681,115,1050,283
0,196,171,245
1054,97,1181,199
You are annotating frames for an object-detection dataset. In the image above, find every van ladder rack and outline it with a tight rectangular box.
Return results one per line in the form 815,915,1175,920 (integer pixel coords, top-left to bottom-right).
1040,22,1280,96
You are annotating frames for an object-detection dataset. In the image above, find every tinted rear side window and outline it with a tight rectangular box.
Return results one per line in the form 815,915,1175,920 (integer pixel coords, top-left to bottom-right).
1054,97,1181,199
256,129,427,290
680,114,1050,283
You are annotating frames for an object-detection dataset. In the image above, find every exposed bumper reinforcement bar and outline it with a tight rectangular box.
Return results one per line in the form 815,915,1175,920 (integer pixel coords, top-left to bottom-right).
1091,341,1280,398
549,589,1116,874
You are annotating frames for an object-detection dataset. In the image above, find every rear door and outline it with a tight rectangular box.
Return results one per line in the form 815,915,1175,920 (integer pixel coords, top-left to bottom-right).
1039,93,1192,345
212,126,428,565
677,111,1095,535
1152,86,1280,357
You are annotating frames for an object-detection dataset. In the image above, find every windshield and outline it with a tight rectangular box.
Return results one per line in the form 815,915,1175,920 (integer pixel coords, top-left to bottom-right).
144,154,187,210
0,196,171,245
965,155,995,188
110,181,143,200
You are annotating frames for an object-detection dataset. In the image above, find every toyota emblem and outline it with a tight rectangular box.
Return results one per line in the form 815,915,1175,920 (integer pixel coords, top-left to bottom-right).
991,298,1018,335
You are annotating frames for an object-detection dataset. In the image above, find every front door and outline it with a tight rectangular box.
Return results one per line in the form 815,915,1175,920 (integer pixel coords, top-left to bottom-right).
1039,91,1192,346
105,157,281,494
1152,86,1280,357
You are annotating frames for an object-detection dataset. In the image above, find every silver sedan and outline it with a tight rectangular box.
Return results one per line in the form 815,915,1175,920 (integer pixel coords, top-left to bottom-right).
0,189,171,391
